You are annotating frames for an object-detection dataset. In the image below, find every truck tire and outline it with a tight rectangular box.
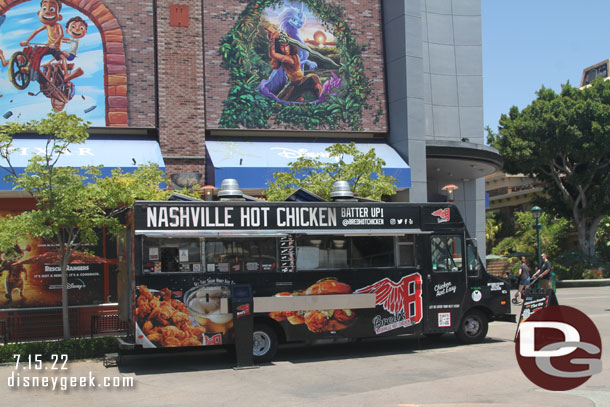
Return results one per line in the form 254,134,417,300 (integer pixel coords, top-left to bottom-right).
455,310,488,344
253,323,278,363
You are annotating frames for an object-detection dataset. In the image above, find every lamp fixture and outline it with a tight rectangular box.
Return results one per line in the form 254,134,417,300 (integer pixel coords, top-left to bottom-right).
531,205,542,219
441,184,459,202
200,185,216,201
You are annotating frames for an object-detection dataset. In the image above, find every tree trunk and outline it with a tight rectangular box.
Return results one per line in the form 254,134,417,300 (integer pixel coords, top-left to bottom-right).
576,216,603,257
61,257,70,339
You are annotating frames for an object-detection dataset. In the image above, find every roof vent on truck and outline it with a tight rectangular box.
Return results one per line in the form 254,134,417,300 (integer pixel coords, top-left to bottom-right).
218,178,246,201
330,180,356,201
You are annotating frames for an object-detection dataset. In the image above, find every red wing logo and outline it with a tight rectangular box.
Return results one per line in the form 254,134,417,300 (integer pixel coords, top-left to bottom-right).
236,303,251,318
432,208,451,223
355,274,423,323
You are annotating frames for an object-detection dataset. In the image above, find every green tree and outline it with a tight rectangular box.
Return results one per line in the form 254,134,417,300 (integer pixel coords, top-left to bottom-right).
487,79,610,256
492,211,570,273
596,215,610,263
485,212,502,254
0,112,168,338
265,142,397,201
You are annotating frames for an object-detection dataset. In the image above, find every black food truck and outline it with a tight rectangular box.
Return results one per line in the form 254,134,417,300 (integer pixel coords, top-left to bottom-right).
117,183,514,362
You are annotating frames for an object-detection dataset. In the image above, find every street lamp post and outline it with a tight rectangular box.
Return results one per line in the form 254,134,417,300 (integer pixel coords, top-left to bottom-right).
531,206,542,269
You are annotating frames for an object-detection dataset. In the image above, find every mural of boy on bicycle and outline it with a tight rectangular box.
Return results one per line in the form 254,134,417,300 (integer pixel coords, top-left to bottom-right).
5,0,86,112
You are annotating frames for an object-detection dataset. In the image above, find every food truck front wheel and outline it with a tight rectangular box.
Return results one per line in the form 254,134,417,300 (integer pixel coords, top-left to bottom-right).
455,309,488,344
253,323,278,363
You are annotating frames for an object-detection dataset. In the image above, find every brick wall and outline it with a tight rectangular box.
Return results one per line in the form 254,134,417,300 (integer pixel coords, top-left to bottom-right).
101,0,156,127
156,0,206,179
202,0,388,133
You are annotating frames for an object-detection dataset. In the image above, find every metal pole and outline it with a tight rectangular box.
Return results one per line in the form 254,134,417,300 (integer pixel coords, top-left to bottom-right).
535,218,542,269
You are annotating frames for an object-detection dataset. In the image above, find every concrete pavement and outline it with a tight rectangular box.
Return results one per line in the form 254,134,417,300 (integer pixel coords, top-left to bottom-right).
2,286,609,407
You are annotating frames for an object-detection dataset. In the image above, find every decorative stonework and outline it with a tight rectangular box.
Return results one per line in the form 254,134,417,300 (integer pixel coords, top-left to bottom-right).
0,0,129,127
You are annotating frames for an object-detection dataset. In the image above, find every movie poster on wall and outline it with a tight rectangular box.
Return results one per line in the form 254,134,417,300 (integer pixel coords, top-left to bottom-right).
0,0,106,125
0,210,107,309
207,0,388,132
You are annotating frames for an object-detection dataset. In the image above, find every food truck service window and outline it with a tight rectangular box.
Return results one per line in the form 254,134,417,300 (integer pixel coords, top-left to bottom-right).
350,236,394,268
431,235,463,273
296,235,395,270
296,236,348,270
397,235,419,267
205,238,277,273
143,237,202,273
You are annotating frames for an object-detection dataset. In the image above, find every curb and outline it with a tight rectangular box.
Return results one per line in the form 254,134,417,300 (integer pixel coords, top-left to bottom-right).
556,278,610,288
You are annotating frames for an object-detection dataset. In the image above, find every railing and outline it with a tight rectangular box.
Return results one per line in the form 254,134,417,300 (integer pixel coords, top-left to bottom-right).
0,320,7,344
90,314,129,338
0,305,126,342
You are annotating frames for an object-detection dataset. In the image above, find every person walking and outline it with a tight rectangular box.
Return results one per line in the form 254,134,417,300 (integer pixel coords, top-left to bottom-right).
513,257,530,304
533,253,552,290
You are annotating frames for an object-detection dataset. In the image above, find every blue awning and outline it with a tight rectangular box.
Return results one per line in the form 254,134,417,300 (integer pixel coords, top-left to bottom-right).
0,138,165,190
205,140,411,189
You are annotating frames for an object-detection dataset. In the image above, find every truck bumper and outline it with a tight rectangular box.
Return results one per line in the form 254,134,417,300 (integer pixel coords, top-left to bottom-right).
494,313,516,323
117,337,136,350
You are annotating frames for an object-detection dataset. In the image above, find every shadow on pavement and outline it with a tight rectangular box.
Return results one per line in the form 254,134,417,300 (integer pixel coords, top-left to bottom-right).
115,333,508,375
275,334,506,364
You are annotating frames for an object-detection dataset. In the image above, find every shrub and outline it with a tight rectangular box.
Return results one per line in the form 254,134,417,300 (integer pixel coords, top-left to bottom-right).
582,268,604,279
555,250,610,280
0,337,119,363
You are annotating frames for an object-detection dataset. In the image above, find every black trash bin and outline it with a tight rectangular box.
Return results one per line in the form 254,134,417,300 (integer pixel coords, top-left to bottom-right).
230,284,256,369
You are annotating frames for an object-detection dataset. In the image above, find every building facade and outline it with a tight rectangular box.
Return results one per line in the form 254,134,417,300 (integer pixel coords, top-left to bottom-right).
0,0,500,319
382,0,501,256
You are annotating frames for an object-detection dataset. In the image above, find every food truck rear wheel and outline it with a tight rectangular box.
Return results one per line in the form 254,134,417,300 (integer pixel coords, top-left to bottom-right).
253,323,278,363
455,310,488,344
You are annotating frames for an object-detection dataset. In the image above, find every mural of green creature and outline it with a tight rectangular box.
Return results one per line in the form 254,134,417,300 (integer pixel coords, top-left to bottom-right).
219,0,371,131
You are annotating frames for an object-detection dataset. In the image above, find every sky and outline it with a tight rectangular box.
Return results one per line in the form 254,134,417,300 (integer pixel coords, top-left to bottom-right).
0,1,105,126
482,0,610,134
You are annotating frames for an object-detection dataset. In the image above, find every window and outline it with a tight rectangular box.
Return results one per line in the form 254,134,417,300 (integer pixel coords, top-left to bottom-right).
296,236,347,270
295,235,395,270
431,235,463,273
466,240,482,277
205,238,277,272
351,236,394,267
583,63,609,87
143,237,201,273
397,235,418,267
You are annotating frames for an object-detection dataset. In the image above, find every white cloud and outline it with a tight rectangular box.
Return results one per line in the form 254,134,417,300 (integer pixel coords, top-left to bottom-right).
76,33,102,53
17,18,35,25
73,49,103,78
4,4,39,18
0,93,104,126
76,85,105,95
1,28,33,43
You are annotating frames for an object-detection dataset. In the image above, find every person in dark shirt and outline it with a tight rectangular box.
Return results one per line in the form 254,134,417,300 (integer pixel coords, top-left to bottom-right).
533,253,552,290
514,257,530,303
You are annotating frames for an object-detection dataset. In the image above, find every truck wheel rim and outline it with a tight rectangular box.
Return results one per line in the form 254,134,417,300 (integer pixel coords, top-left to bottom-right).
253,331,271,356
464,316,481,337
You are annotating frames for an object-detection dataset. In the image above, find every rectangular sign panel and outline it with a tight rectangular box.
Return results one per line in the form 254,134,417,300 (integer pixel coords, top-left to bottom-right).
135,202,421,232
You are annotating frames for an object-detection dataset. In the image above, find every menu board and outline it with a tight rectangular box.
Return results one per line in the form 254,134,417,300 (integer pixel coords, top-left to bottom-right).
514,289,558,341
279,236,295,273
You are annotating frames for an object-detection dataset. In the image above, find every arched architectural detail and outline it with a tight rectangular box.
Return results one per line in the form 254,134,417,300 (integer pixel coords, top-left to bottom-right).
0,0,128,126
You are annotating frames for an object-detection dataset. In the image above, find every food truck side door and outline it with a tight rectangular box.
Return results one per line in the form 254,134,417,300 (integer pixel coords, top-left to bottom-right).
424,233,467,333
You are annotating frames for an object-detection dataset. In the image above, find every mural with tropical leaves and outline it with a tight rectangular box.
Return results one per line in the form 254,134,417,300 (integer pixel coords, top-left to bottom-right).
218,0,373,131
